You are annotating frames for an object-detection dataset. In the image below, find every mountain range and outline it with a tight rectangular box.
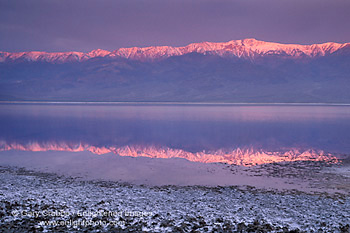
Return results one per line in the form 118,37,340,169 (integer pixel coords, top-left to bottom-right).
1,38,349,102
1,38,349,63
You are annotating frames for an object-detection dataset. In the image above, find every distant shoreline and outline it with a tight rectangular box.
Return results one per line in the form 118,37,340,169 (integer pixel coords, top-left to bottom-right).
1,101,350,106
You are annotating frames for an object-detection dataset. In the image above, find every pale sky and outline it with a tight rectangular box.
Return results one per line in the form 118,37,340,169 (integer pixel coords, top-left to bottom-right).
1,0,349,52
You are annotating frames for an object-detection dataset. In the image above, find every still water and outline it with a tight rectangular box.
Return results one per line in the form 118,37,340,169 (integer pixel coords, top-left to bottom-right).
1,104,350,162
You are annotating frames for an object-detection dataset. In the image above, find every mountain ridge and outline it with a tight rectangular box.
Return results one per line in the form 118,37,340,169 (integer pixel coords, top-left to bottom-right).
1,38,349,103
1,38,349,63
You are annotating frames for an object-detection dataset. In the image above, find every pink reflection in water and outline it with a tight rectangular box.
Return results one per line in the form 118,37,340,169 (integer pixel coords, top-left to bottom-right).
0,141,339,166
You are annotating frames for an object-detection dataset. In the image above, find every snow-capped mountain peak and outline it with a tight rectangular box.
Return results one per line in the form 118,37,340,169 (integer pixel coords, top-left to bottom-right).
0,39,348,63
87,49,111,58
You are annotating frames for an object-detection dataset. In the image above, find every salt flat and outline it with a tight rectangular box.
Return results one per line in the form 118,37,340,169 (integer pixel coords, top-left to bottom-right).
0,165,349,232
1,150,349,232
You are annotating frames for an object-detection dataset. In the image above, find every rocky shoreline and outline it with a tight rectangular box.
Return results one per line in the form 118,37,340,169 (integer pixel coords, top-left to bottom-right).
1,166,349,232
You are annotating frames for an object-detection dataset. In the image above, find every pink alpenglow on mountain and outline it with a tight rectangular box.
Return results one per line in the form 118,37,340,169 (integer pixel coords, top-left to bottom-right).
1,39,349,63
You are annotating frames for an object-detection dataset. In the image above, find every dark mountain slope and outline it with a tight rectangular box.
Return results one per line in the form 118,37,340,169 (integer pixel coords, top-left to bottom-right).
0,50,349,103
